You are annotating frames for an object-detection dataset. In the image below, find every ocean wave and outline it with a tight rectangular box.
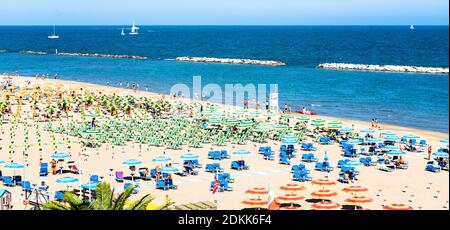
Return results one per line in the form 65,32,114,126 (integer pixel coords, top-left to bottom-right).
176,57,286,66
317,63,449,75
164,58,176,61
57,52,147,60
0,49,8,53
19,50,47,55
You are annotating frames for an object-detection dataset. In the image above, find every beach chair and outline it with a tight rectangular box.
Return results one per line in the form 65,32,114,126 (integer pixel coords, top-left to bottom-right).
138,168,153,180
39,180,49,191
156,180,170,190
22,181,33,192
213,163,225,172
183,166,199,175
221,150,231,159
222,173,235,183
279,156,290,165
263,151,275,160
150,169,158,179
67,161,80,174
315,162,334,172
13,175,22,186
208,151,222,160
89,175,100,184
3,176,14,187
115,171,124,182
378,163,395,172
425,164,441,173
192,159,202,168
40,163,49,176
338,172,350,183
319,137,331,145
220,180,233,191
205,164,216,173
54,191,65,201
124,183,139,194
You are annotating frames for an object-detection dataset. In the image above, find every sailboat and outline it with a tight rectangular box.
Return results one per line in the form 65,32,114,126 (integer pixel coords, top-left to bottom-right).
129,22,139,35
410,24,415,30
48,25,60,39
121,28,125,36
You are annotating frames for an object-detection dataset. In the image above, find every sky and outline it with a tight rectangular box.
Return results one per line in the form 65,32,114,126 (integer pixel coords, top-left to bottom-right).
1,0,448,25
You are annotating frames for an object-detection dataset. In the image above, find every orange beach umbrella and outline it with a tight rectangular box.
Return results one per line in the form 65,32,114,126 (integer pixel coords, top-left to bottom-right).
311,201,341,210
280,183,307,193
245,187,269,196
383,203,413,210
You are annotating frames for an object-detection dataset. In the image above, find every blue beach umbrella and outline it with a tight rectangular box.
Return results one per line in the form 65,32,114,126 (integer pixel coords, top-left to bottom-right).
381,131,397,136
440,138,449,144
340,127,354,133
366,138,382,143
383,145,399,151
432,152,449,158
56,176,80,190
180,154,199,160
233,150,252,155
403,134,419,139
281,141,297,146
80,182,98,190
342,160,364,168
360,129,375,134
0,160,5,164
51,152,71,160
384,136,400,142
152,156,172,163
386,150,406,156
4,162,25,169
158,166,180,174
346,139,362,145
122,159,143,166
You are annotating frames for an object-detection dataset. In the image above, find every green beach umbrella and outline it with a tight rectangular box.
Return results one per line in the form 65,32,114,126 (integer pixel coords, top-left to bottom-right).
297,116,310,122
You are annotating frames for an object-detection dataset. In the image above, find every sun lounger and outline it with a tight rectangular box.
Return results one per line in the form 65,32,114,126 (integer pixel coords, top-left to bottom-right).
279,156,290,165
156,179,170,190
379,164,395,172
315,162,334,172
338,172,350,183
67,161,80,174
138,168,153,180
221,173,235,183
40,163,49,176
220,150,231,159
3,176,14,187
220,180,233,191
263,151,275,160
22,181,33,192
208,151,223,160
124,183,139,194
426,164,441,173
54,191,65,201
231,161,249,170
115,171,124,182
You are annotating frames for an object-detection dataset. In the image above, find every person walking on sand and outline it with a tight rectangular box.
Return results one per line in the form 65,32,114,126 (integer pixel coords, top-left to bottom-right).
50,159,57,175
265,101,269,111
428,146,432,160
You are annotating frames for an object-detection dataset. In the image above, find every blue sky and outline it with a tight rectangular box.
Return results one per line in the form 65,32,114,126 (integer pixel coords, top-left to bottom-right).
1,0,448,25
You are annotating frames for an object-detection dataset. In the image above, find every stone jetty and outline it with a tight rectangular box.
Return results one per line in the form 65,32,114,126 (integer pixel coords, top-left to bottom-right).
317,63,449,75
57,52,147,60
176,57,286,66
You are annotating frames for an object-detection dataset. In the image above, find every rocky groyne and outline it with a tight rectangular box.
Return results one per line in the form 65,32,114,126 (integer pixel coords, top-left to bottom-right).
57,52,148,60
19,50,47,55
176,57,286,66
317,63,449,75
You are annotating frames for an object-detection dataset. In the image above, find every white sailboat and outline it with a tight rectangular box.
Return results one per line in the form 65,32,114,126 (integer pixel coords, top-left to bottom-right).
48,25,60,39
121,28,125,36
129,22,139,35
410,24,415,30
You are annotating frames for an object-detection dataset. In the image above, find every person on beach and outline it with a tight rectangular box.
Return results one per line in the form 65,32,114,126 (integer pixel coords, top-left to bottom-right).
428,146,432,160
50,159,57,175
265,101,269,111
284,103,288,113
244,100,248,109
371,118,375,128
92,117,96,129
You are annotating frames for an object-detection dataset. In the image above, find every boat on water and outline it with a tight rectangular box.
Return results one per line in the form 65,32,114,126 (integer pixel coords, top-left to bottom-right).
296,110,317,115
48,25,59,39
121,28,125,36
129,22,139,35
410,24,415,30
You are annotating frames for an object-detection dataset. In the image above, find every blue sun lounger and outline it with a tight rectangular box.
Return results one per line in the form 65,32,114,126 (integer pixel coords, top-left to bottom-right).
54,191,65,201
40,163,49,177
426,164,441,173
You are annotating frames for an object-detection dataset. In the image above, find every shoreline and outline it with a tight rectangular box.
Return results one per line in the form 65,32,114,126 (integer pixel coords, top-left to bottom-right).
4,75,448,138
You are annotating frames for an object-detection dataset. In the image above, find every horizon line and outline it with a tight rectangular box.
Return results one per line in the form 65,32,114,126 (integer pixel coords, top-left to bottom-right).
0,24,449,26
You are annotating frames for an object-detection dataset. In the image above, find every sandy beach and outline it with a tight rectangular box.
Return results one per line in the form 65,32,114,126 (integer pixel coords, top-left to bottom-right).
0,75,448,210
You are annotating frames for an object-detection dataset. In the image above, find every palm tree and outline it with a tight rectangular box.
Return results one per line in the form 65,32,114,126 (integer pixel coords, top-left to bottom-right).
42,182,173,210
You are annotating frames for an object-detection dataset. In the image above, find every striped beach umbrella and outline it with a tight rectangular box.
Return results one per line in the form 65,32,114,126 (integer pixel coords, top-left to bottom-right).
122,159,143,166
279,184,307,193
3,162,25,169
360,129,375,134
383,145,399,151
311,122,324,127
346,139,362,145
340,127,354,133
384,136,400,142
56,176,80,184
432,152,449,158
342,186,368,194
245,187,269,196
310,190,338,199
312,118,325,123
403,133,419,139
297,117,310,122
241,198,268,208
327,124,342,130
383,203,413,210
345,196,373,209
279,206,303,210
152,156,172,163
276,193,305,204
342,160,364,168
158,166,180,174
180,154,199,160
233,150,252,155
365,138,382,143
51,152,71,160
311,201,341,210
80,182,98,190
312,179,337,187
328,120,343,125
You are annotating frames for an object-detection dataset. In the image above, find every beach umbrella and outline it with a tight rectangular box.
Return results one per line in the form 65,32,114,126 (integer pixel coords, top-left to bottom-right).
311,201,341,210
346,139,362,145
311,179,337,190
403,134,419,139
311,122,324,128
158,166,180,174
365,138,382,143
80,182,98,190
241,198,268,208
440,138,449,144
122,159,143,166
281,141,298,146
340,127,354,133
312,118,325,123
432,152,449,158
280,115,294,120
4,162,25,170
327,124,342,130
275,124,289,130
279,206,303,210
152,156,172,163
386,150,406,156
276,193,305,204
51,152,71,160
180,154,199,160
384,136,400,142
245,187,269,196
381,131,397,136
342,186,368,194
328,120,343,125
56,176,80,191
279,184,307,193
233,150,252,155
297,117,310,122
282,134,297,140
0,160,5,164
383,203,413,210
345,196,373,209
383,145,399,151
310,189,338,200
360,129,374,134
342,160,364,168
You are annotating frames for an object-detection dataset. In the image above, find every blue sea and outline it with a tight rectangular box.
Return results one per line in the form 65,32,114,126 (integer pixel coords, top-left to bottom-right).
0,26,448,132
